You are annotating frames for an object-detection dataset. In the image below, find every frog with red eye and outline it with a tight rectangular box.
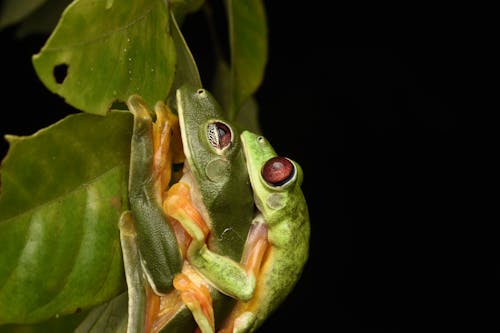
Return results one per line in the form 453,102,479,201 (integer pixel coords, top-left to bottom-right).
120,86,309,333
118,87,255,333
164,89,310,333
217,131,311,333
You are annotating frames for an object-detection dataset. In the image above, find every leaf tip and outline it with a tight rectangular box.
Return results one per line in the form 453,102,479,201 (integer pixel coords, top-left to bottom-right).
4,134,19,144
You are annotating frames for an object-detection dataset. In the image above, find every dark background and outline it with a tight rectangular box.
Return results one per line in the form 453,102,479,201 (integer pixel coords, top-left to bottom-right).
0,2,491,333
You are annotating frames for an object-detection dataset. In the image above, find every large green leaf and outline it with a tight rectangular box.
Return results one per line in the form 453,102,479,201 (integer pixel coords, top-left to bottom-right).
0,311,89,333
0,111,133,324
226,0,268,120
32,0,176,115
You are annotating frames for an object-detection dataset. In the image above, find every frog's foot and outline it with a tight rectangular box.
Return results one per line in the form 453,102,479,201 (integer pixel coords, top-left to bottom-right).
240,219,269,276
174,266,215,333
217,219,270,333
164,181,210,243
187,242,256,302
218,311,256,333
151,101,185,201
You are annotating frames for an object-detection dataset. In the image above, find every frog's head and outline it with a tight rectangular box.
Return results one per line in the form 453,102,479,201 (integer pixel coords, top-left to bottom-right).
175,85,254,261
240,130,304,218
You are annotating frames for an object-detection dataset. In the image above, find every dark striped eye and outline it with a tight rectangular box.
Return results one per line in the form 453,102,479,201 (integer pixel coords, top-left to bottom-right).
207,121,232,151
262,157,295,186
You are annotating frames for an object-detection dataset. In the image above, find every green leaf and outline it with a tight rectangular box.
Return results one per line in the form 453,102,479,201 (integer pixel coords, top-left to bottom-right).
0,0,47,30
210,60,231,116
170,0,204,24
74,292,128,333
234,96,261,134
211,60,260,133
226,0,268,120
169,12,202,96
0,111,133,324
32,0,176,115
0,311,89,333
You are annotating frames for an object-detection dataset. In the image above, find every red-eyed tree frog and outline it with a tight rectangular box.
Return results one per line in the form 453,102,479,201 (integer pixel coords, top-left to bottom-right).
218,131,310,333
119,87,256,333
163,89,310,332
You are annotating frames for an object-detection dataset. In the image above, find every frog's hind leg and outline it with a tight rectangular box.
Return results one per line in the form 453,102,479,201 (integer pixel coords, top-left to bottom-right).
174,264,215,333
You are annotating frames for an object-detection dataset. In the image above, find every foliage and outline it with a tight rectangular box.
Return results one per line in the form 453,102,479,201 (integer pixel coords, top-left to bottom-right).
0,0,267,331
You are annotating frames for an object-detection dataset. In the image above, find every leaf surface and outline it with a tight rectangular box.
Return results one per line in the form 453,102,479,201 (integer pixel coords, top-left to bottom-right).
32,0,175,115
226,0,267,119
0,111,133,324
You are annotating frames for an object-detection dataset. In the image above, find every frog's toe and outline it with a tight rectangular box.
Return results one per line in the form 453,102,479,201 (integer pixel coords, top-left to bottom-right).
233,311,256,333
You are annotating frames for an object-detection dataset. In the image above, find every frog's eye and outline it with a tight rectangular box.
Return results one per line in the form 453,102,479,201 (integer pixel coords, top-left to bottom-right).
207,121,233,152
262,156,295,187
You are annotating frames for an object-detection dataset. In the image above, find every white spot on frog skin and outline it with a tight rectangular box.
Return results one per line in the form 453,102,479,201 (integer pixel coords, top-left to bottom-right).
266,193,285,210
205,158,230,182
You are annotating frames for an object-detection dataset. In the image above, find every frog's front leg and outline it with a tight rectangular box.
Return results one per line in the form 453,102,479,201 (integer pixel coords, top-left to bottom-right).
164,181,256,302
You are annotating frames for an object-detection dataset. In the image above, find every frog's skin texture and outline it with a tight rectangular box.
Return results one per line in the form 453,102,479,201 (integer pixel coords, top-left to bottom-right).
218,131,310,333
158,86,256,332
126,95,183,295
121,88,255,333
174,85,255,262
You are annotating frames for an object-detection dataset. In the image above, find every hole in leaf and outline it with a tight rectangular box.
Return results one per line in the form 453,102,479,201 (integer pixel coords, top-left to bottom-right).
53,64,68,84
110,99,128,110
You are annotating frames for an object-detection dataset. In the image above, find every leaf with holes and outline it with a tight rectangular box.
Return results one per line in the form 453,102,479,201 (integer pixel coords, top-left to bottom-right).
32,0,175,115
0,111,132,324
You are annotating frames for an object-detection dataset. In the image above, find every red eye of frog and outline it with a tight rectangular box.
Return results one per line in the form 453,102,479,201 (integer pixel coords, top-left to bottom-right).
207,121,232,151
261,157,295,186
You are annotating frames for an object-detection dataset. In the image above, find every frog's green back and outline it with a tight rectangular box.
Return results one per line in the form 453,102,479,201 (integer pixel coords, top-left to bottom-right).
176,85,255,262
239,130,310,332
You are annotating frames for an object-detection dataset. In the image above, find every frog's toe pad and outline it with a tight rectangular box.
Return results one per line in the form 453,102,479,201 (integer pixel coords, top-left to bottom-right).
233,312,256,333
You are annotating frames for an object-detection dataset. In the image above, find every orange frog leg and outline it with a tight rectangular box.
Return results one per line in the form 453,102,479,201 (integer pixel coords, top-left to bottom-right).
142,102,191,332
151,101,185,203
174,264,215,333
163,182,216,332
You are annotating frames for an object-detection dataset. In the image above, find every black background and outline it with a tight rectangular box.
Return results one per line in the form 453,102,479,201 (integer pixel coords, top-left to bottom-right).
0,2,491,333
